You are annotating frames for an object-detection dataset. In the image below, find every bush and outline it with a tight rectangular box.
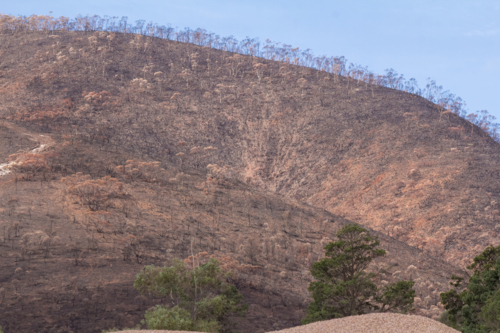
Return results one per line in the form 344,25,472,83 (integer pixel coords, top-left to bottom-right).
134,257,248,332
302,224,415,324
144,305,219,332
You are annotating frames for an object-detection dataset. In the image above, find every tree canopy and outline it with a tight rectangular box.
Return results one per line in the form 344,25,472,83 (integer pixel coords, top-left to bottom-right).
302,224,415,324
134,256,248,333
440,245,500,333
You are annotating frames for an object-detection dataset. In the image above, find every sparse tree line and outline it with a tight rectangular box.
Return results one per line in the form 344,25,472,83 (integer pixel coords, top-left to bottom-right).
0,13,498,141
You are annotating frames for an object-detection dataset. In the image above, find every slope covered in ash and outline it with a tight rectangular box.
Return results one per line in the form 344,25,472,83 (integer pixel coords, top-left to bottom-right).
0,29,495,331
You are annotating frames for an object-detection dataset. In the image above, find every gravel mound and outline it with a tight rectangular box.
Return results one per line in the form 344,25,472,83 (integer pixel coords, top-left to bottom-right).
116,313,459,333
271,313,459,332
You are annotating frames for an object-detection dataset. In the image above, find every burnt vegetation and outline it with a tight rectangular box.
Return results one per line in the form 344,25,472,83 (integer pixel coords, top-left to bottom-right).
0,13,499,333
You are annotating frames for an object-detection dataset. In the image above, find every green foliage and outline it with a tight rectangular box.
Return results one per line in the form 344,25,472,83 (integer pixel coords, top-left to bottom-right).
143,305,219,332
375,280,416,313
479,288,500,332
302,224,415,324
0,325,3,333
134,257,248,333
440,245,500,333
440,310,456,328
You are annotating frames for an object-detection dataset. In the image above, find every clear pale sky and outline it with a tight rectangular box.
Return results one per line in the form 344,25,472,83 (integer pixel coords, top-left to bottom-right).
3,0,500,119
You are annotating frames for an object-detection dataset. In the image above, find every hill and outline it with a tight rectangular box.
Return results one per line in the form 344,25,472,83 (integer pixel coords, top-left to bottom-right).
0,27,497,332
2,27,498,267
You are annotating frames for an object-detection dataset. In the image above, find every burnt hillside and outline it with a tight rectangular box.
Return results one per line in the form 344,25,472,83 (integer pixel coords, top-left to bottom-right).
1,30,499,266
0,121,461,332
0,29,497,332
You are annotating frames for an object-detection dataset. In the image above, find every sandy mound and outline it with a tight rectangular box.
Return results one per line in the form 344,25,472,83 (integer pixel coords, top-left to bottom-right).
116,312,458,333
271,313,458,332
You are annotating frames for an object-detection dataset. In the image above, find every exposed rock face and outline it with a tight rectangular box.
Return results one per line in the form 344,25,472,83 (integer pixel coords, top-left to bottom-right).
0,30,496,332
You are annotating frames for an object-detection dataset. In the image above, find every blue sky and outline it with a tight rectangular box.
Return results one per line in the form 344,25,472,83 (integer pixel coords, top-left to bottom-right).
3,0,500,119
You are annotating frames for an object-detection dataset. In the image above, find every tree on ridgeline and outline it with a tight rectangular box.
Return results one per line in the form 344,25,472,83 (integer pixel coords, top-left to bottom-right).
0,13,498,142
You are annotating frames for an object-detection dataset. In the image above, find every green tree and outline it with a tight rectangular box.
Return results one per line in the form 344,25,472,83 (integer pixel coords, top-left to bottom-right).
134,257,248,333
479,288,500,332
440,245,500,333
302,224,415,324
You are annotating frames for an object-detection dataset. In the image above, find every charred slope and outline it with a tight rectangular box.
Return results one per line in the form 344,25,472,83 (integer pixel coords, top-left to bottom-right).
0,130,460,332
1,30,496,268
0,29,497,330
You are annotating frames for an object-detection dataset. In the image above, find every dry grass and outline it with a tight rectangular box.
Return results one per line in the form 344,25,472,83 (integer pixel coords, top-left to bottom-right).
117,313,458,333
